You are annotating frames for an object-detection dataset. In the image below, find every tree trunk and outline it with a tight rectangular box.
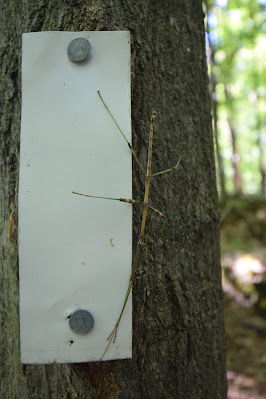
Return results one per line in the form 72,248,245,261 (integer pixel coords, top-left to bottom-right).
205,2,226,199
210,73,227,199
0,1,227,398
256,109,266,196
224,86,243,195
227,117,243,195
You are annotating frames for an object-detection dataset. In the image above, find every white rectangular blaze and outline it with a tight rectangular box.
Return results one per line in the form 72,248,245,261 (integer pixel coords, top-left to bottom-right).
19,31,132,363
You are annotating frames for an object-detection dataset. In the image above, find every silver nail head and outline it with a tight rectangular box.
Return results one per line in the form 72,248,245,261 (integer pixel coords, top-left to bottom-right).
69,309,94,335
67,38,91,62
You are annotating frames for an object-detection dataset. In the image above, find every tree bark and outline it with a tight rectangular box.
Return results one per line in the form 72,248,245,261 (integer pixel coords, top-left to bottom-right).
227,116,243,195
205,2,226,199
255,108,266,196
0,1,227,398
224,86,243,195
210,73,227,199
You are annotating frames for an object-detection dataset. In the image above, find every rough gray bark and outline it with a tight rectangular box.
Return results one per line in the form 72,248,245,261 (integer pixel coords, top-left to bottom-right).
0,1,227,398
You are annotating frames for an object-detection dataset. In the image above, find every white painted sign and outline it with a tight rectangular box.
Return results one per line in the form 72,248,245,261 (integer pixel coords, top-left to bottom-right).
19,31,132,363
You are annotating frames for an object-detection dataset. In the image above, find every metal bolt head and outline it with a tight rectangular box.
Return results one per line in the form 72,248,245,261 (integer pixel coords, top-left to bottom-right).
67,38,91,62
69,309,94,335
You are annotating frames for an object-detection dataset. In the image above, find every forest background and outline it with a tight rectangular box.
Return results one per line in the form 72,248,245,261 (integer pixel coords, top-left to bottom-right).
205,0,266,197
205,1,266,398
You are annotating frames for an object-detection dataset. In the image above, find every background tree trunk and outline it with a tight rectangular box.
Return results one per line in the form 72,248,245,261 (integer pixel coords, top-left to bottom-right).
205,2,226,199
0,1,227,398
210,72,227,199
224,86,243,196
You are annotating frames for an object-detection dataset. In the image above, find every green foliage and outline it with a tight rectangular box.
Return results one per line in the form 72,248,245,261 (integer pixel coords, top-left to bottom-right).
206,0,266,195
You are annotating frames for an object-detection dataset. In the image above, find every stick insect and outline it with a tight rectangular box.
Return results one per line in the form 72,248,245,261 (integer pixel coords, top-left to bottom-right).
73,91,183,361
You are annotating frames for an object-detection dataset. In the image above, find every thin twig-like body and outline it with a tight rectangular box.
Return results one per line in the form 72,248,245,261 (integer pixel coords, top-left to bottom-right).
72,191,139,204
72,191,166,218
131,109,156,282
151,155,185,177
98,109,157,361
73,92,183,361
97,91,144,174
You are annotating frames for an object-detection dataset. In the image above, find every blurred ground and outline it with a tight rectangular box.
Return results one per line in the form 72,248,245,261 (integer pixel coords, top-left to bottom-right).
220,197,266,399
225,297,266,398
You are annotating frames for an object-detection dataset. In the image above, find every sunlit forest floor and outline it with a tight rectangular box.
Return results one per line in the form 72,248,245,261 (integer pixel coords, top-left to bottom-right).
220,197,266,399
